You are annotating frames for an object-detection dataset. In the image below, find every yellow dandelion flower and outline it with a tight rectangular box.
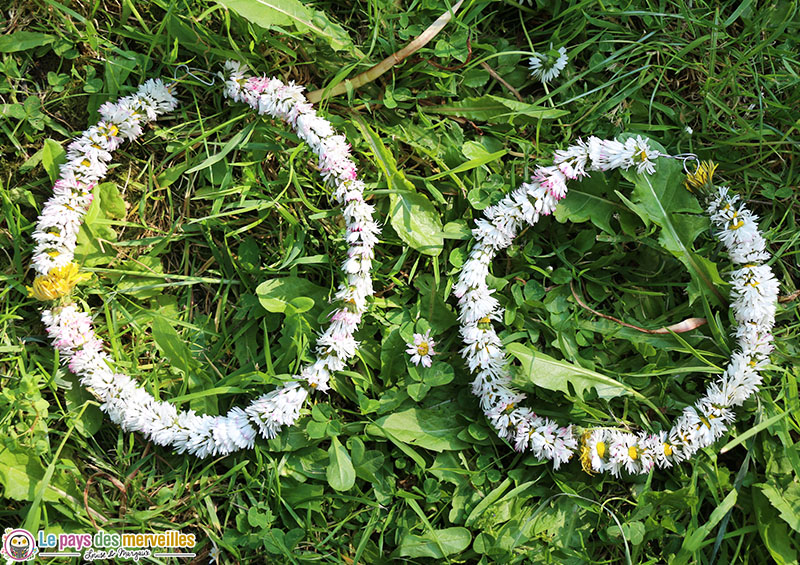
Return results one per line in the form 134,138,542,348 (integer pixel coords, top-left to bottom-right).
684,160,718,192
579,430,595,475
27,262,92,301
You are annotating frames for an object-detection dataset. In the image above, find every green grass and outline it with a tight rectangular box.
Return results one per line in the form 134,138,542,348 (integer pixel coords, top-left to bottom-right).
1,0,799,563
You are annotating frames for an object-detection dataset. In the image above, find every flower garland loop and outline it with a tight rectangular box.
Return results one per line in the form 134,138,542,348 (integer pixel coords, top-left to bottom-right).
454,137,779,476
29,61,380,458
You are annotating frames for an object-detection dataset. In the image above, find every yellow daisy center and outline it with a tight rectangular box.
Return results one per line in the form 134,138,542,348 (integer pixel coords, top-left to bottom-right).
596,441,606,459
417,343,429,356
628,445,639,460
663,443,673,457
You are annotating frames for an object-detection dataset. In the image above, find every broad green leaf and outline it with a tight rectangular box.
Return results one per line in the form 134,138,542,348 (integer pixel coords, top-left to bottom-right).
368,408,468,452
423,362,454,387
327,436,356,491
555,173,634,234
215,0,358,53
415,274,457,331
407,382,430,401
354,117,415,192
389,191,444,256
41,138,65,184
256,276,327,319
0,31,55,53
619,134,723,305
507,342,630,400
398,527,471,559
442,220,472,239
0,447,79,502
0,103,25,120
97,182,126,219
353,450,384,483
426,95,568,124
465,478,512,527
282,482,324,512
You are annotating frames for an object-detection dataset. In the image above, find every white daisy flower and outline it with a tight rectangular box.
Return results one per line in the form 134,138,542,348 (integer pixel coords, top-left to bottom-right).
406,330,437,368
582,429,610,473
528,45,568,84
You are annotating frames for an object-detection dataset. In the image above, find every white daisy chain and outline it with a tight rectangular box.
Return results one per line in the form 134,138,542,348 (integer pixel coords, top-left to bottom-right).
455,138,779,475
30,61,380,458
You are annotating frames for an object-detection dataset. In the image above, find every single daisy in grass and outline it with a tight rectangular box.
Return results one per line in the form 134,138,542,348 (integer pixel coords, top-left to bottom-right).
406,330,437,368
528,45,568,84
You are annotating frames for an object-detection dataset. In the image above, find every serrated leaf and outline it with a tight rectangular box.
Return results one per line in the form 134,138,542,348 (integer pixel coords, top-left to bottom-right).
398,527,471,559
216,0,358,53
619,134,722,305
757,482,800,533
327,436,356,491
753,487,800,565
507,342,632,400
555,173,633,234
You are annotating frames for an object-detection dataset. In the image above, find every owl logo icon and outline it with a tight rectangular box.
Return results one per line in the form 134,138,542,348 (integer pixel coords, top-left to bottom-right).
1,528,38,562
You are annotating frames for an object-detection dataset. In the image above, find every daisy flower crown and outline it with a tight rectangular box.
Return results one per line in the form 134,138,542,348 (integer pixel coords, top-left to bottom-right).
454,138,778,476
28,61,380,458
